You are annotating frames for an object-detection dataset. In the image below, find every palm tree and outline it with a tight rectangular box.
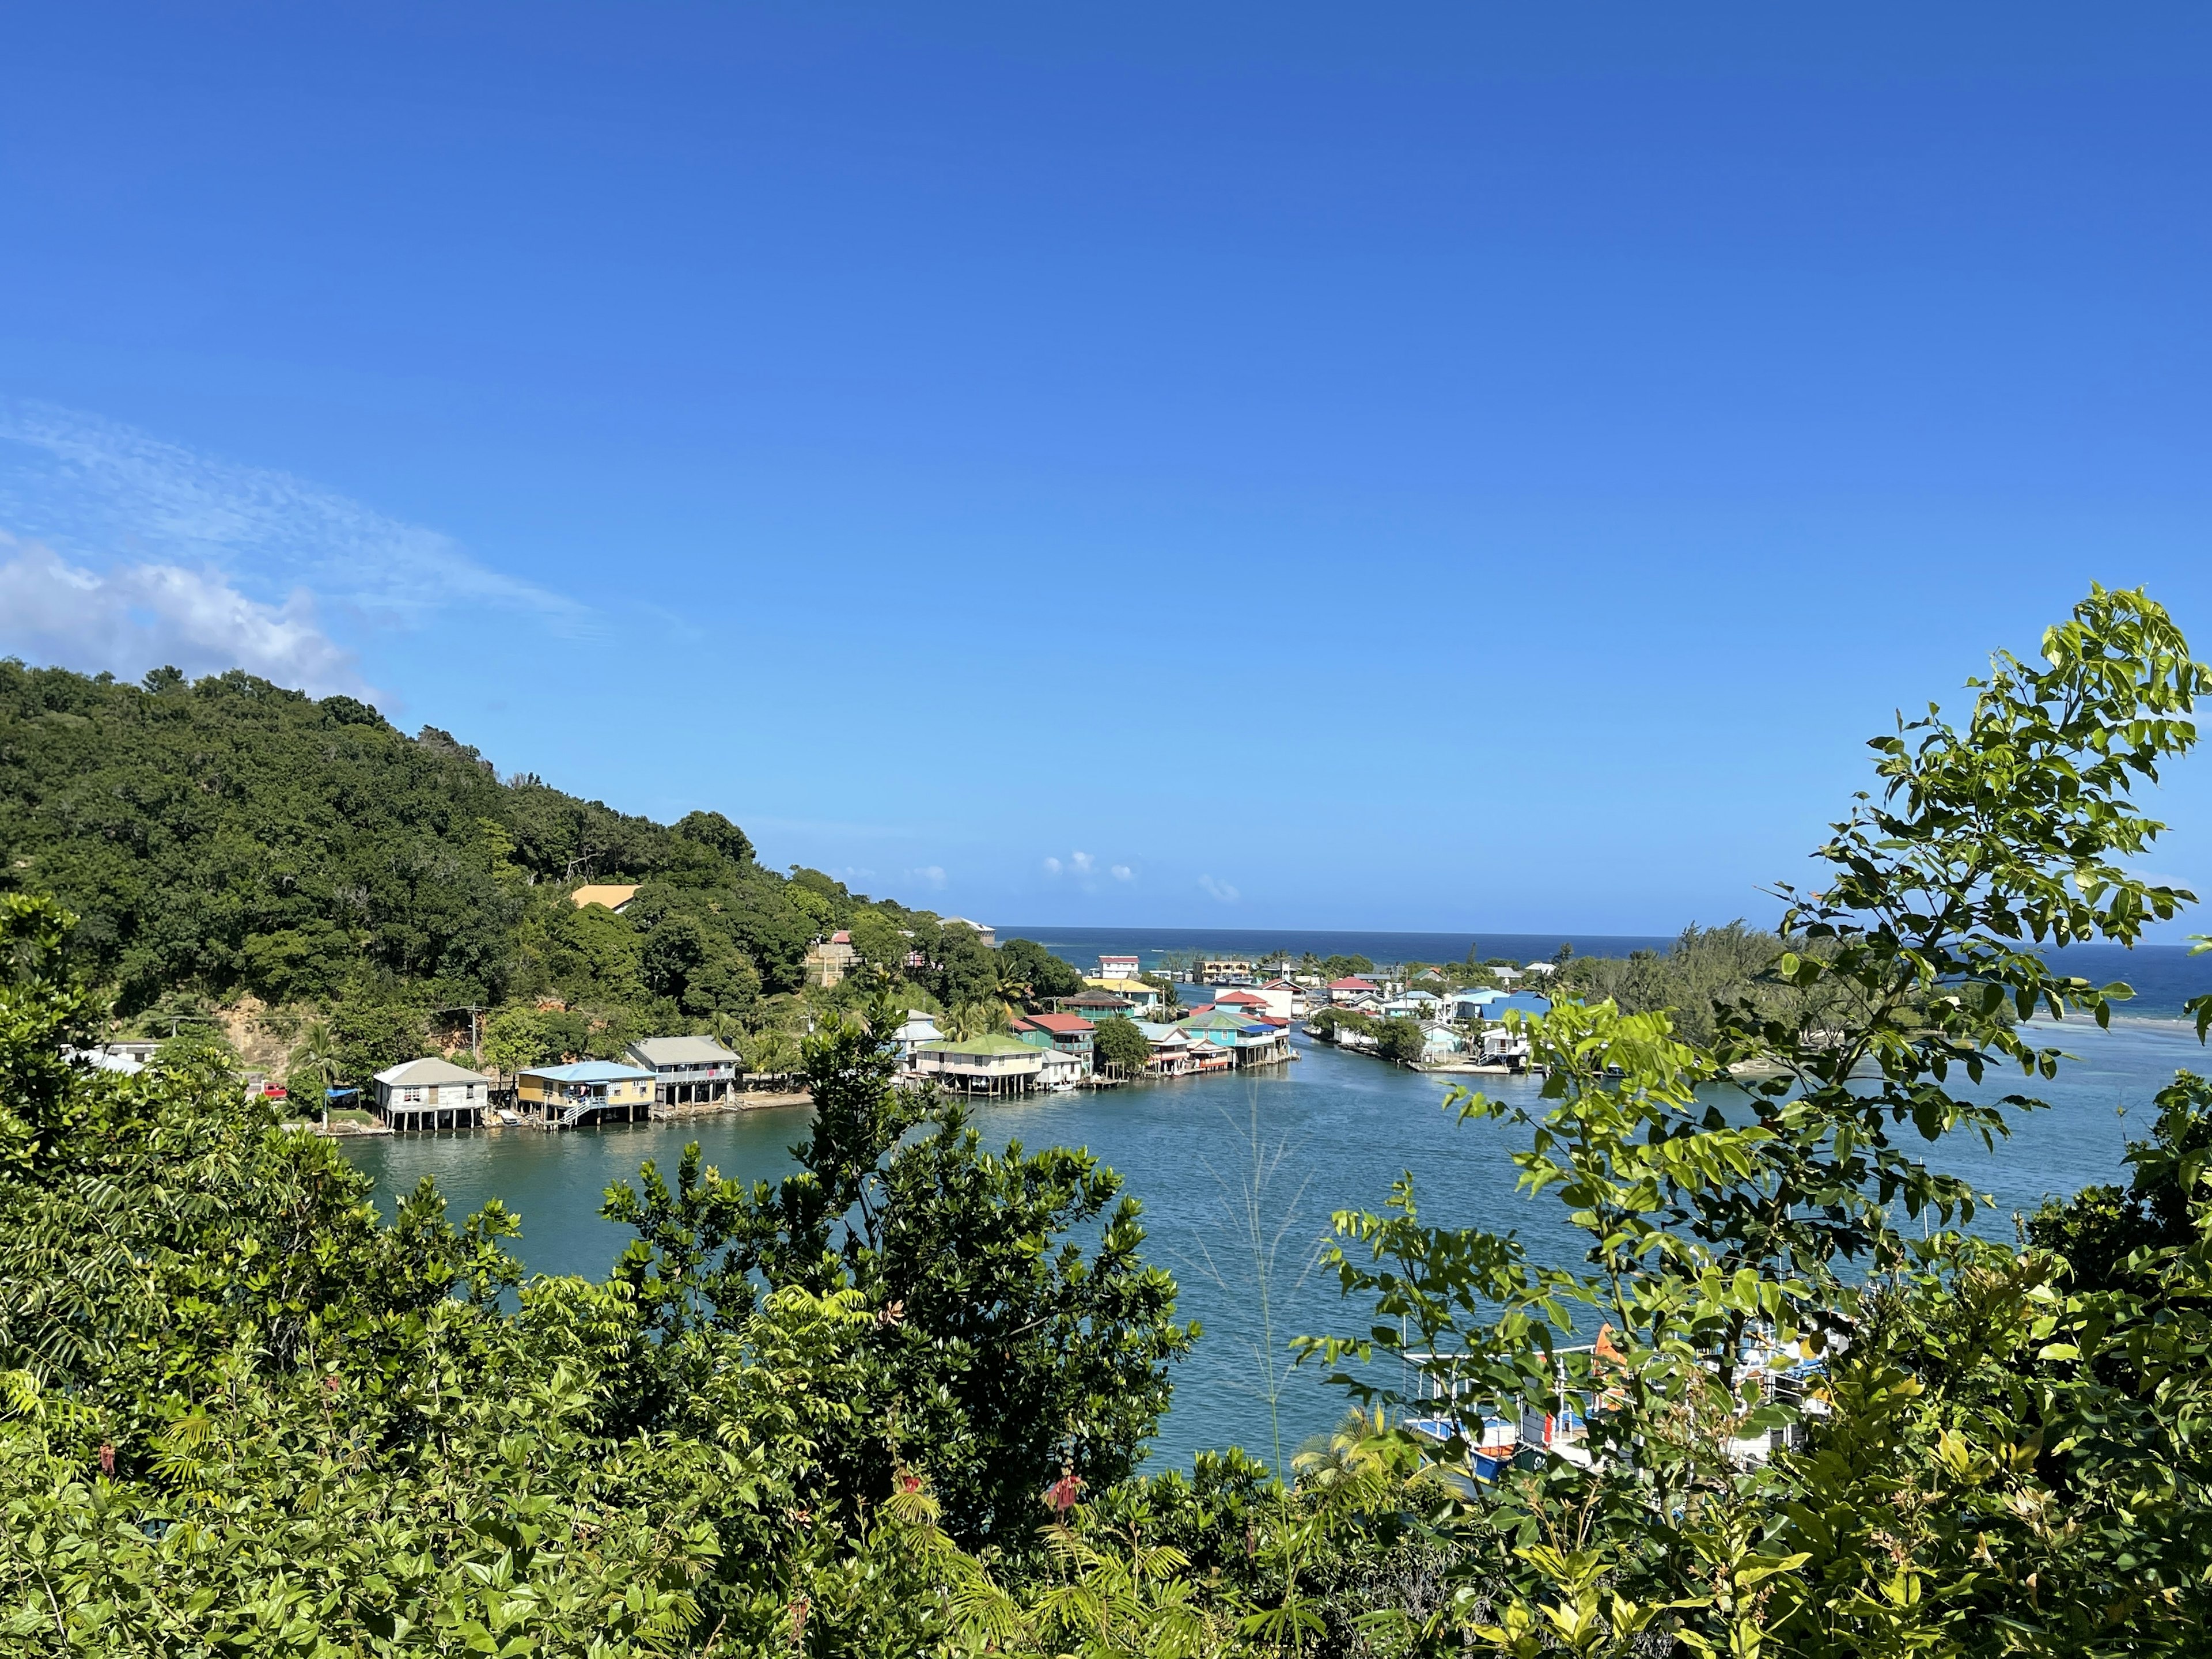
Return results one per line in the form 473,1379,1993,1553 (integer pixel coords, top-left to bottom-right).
991,960,1033,1019
945,1000,1010,1041
290,1019,342,1124
1147,974,1183,1018
742,1028,801,1085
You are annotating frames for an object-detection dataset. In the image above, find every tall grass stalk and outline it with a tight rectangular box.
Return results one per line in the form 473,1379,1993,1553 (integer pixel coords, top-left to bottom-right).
1177,1089,1327,1476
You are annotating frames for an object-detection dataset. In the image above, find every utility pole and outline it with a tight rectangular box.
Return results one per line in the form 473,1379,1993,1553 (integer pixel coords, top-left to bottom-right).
434,1004,485,1058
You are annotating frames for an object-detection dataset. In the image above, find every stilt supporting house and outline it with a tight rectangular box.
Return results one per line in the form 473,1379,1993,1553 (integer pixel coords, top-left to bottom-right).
372,1057,492,1132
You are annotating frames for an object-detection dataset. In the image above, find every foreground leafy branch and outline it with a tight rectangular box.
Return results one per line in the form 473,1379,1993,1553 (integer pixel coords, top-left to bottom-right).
1304,585,2212,1657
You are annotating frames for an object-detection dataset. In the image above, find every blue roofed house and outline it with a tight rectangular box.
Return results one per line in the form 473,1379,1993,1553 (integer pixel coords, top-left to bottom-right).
1474,991,1550,1069
516,1060,656,1127
1449,987,1506,1022
1486,991,1552,1020
888,1010,945,1065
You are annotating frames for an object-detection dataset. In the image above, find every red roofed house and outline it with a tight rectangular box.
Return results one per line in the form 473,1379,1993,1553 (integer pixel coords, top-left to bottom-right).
1214,990,1270,1016
1328,976,1381,1007
1010,1011,1097,1061
1255,978,1305,1021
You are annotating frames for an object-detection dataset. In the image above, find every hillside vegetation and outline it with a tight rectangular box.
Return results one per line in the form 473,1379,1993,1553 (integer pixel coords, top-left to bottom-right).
0,660,1078,1080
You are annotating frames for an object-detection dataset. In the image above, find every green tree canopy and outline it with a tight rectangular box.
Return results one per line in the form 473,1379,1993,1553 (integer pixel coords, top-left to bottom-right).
1093,1014,1152,1076
1373,1016,1426,1065
997,937,1087,1005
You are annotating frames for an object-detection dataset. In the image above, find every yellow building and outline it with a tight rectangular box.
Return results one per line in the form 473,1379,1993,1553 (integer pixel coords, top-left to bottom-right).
516,1060,656,1127
1084,976,1163,1014
570,884,640,912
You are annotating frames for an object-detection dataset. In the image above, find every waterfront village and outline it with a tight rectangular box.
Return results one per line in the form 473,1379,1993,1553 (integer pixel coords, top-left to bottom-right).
67,903,1560,1134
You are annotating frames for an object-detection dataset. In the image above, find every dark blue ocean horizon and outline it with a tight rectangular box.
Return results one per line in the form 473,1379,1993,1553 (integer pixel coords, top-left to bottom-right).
1003,925,2212,1021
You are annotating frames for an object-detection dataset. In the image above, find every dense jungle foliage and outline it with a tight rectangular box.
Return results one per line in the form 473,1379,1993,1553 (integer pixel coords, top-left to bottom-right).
0,660,1083,1082
6,585,2212,1658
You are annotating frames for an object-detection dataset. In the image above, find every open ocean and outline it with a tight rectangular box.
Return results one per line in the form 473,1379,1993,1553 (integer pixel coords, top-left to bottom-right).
345,929,2212,1472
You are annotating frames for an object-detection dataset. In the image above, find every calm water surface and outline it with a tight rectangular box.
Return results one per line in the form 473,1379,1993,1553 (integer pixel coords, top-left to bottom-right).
344,1017,2204,1471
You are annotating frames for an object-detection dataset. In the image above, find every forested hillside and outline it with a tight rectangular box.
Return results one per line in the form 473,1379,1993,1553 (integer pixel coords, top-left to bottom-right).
0,660,1078,1080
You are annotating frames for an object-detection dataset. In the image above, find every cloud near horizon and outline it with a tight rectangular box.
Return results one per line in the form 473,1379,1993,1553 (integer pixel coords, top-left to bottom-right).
1197,874,1240,903
0,536,367,696
1043,850,1135,888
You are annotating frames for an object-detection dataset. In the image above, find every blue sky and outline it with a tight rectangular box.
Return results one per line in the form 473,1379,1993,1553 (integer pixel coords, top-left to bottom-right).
3,3,2211,933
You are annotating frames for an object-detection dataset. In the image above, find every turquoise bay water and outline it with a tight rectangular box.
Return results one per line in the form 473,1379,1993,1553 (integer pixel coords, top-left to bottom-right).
342,1014,2207,1471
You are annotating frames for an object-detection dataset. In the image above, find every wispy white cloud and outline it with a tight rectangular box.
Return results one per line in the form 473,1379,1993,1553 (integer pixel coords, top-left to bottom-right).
0,399,590,639
1198,874,1241,903
0,536,366,696
906,865,949,891
1043,849,1136,891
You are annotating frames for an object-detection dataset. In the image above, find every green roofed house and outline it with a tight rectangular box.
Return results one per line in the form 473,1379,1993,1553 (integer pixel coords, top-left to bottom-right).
1177,1009,1293,1070
912,1033,1046,1097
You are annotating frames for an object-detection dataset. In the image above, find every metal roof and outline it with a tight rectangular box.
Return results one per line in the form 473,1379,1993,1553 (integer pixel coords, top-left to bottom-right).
522,1060,654,1082
919,1035,1041,1058
1023,1012,1098,1033
373,1056,491,1087
626,1035,742,1067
